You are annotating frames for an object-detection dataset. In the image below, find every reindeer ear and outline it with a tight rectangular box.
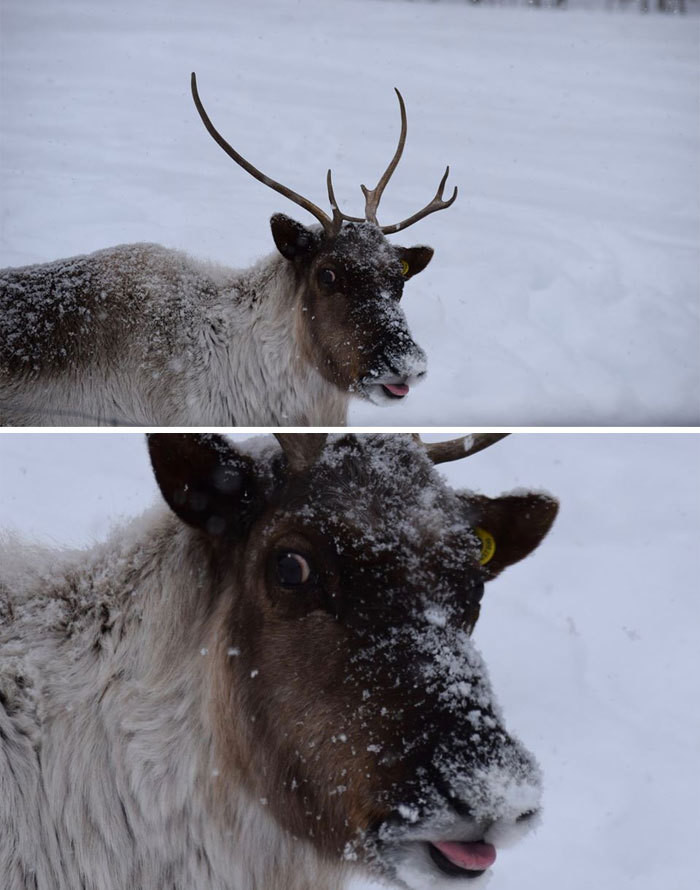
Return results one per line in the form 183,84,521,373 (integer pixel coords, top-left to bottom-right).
147,434,262,537
462,492,559,580
399,245,433,279
270,213,318,262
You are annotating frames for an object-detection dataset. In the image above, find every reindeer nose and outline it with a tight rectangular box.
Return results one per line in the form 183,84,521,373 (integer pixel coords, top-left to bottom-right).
385,342,427,379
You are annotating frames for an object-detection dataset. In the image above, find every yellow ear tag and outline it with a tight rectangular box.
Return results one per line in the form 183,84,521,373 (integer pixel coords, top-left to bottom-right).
400,259,410,276
475,527,496,566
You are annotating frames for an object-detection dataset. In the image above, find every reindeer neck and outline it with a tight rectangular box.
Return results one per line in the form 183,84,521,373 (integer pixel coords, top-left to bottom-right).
195,254,349,427
0,519,354,890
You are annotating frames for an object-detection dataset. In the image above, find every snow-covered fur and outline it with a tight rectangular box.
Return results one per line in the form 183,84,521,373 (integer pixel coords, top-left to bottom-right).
0,434,558,890
0,245,347,426
0,222,429,426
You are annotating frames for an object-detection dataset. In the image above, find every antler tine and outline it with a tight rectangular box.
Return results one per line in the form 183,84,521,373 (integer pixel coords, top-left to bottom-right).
360,88,408,225
274,434,328,473
326,170,365,233
381,166,458,236
415,433,510,465
191,73,334,235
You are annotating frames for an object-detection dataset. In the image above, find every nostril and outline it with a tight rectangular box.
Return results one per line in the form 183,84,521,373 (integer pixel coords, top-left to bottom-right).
435,780,474,820
516,808,539,824
450,798,474,819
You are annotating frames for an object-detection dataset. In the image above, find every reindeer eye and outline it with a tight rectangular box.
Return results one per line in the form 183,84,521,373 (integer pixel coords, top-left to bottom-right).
277,552,311,586
318,268,336,286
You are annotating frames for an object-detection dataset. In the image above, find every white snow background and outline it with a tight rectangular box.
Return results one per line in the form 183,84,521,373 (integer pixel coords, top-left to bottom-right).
0,432,698,889
1,0,698,426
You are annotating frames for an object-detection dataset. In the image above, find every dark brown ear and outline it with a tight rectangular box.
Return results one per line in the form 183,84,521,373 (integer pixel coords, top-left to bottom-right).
399,245,433,279
462,492,559,580
270,213,319,262
147,434,263,537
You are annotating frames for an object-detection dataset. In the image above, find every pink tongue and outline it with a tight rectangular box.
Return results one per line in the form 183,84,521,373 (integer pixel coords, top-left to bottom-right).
433,841,497,872
383,383,409,397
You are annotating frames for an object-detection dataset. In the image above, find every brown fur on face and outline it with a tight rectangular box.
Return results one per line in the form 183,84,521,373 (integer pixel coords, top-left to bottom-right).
273,217,430,394
149,434,558,867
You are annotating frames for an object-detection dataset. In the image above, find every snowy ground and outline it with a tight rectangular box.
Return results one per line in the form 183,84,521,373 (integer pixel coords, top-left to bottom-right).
1,0,698,425
0,431,698,890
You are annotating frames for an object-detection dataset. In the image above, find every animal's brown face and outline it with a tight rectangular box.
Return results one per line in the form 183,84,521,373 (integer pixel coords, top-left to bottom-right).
148,434,558,889
271,215,431,404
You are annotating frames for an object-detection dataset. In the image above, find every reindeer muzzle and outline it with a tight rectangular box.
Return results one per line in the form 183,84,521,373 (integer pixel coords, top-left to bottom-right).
359,342,427,405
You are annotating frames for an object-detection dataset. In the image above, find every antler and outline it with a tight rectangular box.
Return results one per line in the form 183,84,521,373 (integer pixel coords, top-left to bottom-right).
361,88,408,225
273,433,506,473
326,170,365,230
380,165,458,235
191,74,456,238
191,73,338,236
360,89,457,234
413,433,510,465
274,434,328,473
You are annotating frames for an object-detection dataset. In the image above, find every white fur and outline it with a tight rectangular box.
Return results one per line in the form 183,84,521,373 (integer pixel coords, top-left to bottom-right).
0,518,357,890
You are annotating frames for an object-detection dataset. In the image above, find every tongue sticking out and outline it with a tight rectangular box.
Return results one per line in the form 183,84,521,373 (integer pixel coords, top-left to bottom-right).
382,383,409,398
432,841,497,873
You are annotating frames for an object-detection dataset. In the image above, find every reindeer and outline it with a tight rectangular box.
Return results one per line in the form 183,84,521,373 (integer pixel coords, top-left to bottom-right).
0,432,557,890
0,78,456,426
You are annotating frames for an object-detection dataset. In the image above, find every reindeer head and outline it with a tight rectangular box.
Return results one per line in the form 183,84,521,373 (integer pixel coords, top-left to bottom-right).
192,76,456,404
148,433,557,889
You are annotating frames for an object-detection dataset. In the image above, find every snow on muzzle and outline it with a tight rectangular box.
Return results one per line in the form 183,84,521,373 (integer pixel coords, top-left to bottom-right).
360,339,427,405
355,296,427,404
367,620,542,889
374,737,542,890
